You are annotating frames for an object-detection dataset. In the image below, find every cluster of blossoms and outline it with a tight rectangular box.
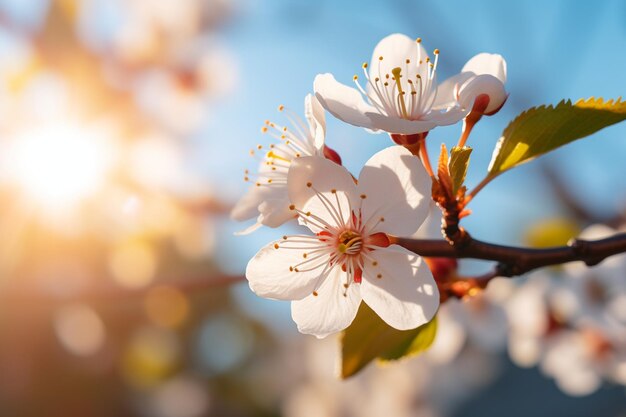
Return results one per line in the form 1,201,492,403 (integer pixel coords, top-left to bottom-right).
506,224,626,396
232,33,508,338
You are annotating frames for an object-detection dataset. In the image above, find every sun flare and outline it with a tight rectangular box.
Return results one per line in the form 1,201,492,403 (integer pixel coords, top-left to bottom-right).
8,123,114,209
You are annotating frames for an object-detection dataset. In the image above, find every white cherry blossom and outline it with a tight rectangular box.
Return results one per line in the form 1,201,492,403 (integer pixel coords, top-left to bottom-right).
435,52,508,116
506,260,626,396
231,94,326,233
314,33,507,135
245,146,439,338
557,224,626,329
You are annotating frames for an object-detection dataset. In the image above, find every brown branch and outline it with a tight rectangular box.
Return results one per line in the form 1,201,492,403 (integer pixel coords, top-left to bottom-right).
393,232,626,278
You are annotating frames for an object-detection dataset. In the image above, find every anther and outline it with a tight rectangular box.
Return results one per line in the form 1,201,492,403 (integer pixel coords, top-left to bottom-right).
331,189,337,194
261,126,268,133
360,194,367,199
353,75,358,81
434,48,440,55
405,58,410,64
306,182,312,187
312,291,318,297
377,273,382,279
372,261,378,266
274,243,279,249
289,204,295,210
378,56,383,61
303,253,308,258
362,62,368,69
416,38,422,43
278,105,284,111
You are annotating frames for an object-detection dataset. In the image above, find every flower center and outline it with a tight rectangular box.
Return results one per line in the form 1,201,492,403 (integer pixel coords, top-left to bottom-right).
352,39,440,120
337,229,363,255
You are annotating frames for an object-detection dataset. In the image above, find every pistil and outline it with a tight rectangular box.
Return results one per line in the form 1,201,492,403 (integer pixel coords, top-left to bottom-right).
391,67,409,118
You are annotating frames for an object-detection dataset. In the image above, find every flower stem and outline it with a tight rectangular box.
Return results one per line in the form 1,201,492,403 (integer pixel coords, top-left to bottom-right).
465,175,493,203
418,138,435,177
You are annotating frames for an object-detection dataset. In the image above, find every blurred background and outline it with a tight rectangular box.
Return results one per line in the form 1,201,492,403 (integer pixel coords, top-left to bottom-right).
0,0,624,416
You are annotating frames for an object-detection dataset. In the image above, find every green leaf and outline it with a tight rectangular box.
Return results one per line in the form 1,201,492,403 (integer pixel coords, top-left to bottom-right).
488,97,626,176
449,146,472,194
340,303,438,378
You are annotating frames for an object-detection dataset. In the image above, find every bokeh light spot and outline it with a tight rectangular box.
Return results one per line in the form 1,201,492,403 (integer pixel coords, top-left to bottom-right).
109,240,157,288
144,285,190,328
53,304,106,357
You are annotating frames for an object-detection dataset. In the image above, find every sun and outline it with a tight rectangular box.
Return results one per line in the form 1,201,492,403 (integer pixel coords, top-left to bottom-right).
7,122,115,210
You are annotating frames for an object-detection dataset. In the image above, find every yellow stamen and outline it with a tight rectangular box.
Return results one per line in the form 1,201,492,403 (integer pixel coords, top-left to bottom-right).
267,151,290,163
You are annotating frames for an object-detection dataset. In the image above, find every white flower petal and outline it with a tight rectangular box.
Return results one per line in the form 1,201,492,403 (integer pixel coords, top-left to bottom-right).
424,106,469,125
314,73,378,130
361,245,439,330
358,146,430,236
458,74,507,114
288,156,359,232
462,53,507,84
231,183,295,229
365,113,439,135
245,240,327,300
432,72,473,109
257,198,296,227
369,33,429,82
234,221,263,236
291,265,361,338
231,186,265,222
413,201,443,239
304,94,326,151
